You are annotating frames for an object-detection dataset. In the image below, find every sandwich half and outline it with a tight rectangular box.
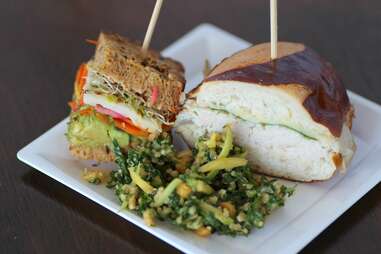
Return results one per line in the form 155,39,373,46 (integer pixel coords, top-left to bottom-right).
175,42,355,182
67,32,185,161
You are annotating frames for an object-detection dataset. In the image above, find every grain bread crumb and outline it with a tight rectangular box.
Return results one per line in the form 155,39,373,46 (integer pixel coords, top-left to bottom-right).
90,32,185,122
69,144,115,162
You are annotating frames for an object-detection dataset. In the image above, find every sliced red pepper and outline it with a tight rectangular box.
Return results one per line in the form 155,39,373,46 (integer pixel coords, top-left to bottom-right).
151,86,159,105
94,104,126,120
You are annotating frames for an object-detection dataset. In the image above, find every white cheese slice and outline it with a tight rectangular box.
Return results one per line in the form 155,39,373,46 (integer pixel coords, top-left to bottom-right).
83,92,162,134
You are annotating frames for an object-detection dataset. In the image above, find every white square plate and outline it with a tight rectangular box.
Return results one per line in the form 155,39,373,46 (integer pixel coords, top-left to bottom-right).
18,24,381,254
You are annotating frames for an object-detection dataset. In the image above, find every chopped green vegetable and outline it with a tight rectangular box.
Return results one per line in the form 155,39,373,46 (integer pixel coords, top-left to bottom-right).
113,139,132,184
106,128,294,236
200,201,234,225
154,178,183,206
185,178,214,194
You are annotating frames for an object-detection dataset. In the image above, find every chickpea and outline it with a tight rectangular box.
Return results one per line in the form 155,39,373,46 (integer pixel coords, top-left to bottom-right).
195,226,212,237
176,182,192,199
220,201,236,217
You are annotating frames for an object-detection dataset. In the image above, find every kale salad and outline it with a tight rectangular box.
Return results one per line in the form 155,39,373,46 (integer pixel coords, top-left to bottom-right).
84,126,294,237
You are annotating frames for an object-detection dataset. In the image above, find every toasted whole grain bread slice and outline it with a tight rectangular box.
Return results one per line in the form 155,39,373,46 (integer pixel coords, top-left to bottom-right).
89,32,185,122
69,144,115,162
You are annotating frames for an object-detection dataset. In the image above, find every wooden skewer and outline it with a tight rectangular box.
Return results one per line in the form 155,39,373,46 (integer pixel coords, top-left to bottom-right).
142,0,164,51
270,0,278,60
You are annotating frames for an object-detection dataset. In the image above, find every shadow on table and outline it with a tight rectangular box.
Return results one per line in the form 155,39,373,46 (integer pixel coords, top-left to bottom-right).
22,170,181,254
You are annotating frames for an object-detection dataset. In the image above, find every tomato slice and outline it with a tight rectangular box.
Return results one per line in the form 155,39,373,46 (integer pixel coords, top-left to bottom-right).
114,118,150,138
94,104,126,120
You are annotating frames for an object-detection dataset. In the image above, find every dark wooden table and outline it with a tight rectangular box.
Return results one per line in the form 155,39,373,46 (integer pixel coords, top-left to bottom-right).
2,0,381,253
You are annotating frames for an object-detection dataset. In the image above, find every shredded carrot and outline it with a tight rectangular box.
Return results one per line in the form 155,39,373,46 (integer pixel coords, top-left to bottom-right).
68,101,78,112
121,117,135,126
95,112,111,124
85,39,98,45
74,64,88,105
69,63,87,111
79,107,93,116
114,118,150,138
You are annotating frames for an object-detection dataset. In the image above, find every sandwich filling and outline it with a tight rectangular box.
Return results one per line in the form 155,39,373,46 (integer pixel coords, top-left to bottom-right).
68,64,170,139
83,67,163,134
66,32,185,162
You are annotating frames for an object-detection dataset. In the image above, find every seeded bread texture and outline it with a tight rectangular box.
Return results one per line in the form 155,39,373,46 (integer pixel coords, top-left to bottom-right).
69,144,115,162
90,32,185,122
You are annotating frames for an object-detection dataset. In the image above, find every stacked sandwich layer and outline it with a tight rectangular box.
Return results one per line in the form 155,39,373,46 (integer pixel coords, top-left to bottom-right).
67,32,185,161
175,42,356,182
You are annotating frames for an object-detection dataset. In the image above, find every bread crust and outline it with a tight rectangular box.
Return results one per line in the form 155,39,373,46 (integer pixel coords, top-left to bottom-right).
193,42,353,137
90,32,185,122
69,144,114,162
188,43,306,98
208,42,306,77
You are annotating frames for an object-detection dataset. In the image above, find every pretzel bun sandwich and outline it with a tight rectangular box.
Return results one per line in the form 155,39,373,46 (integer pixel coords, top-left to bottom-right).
67,32,185,161
175,42,355,182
